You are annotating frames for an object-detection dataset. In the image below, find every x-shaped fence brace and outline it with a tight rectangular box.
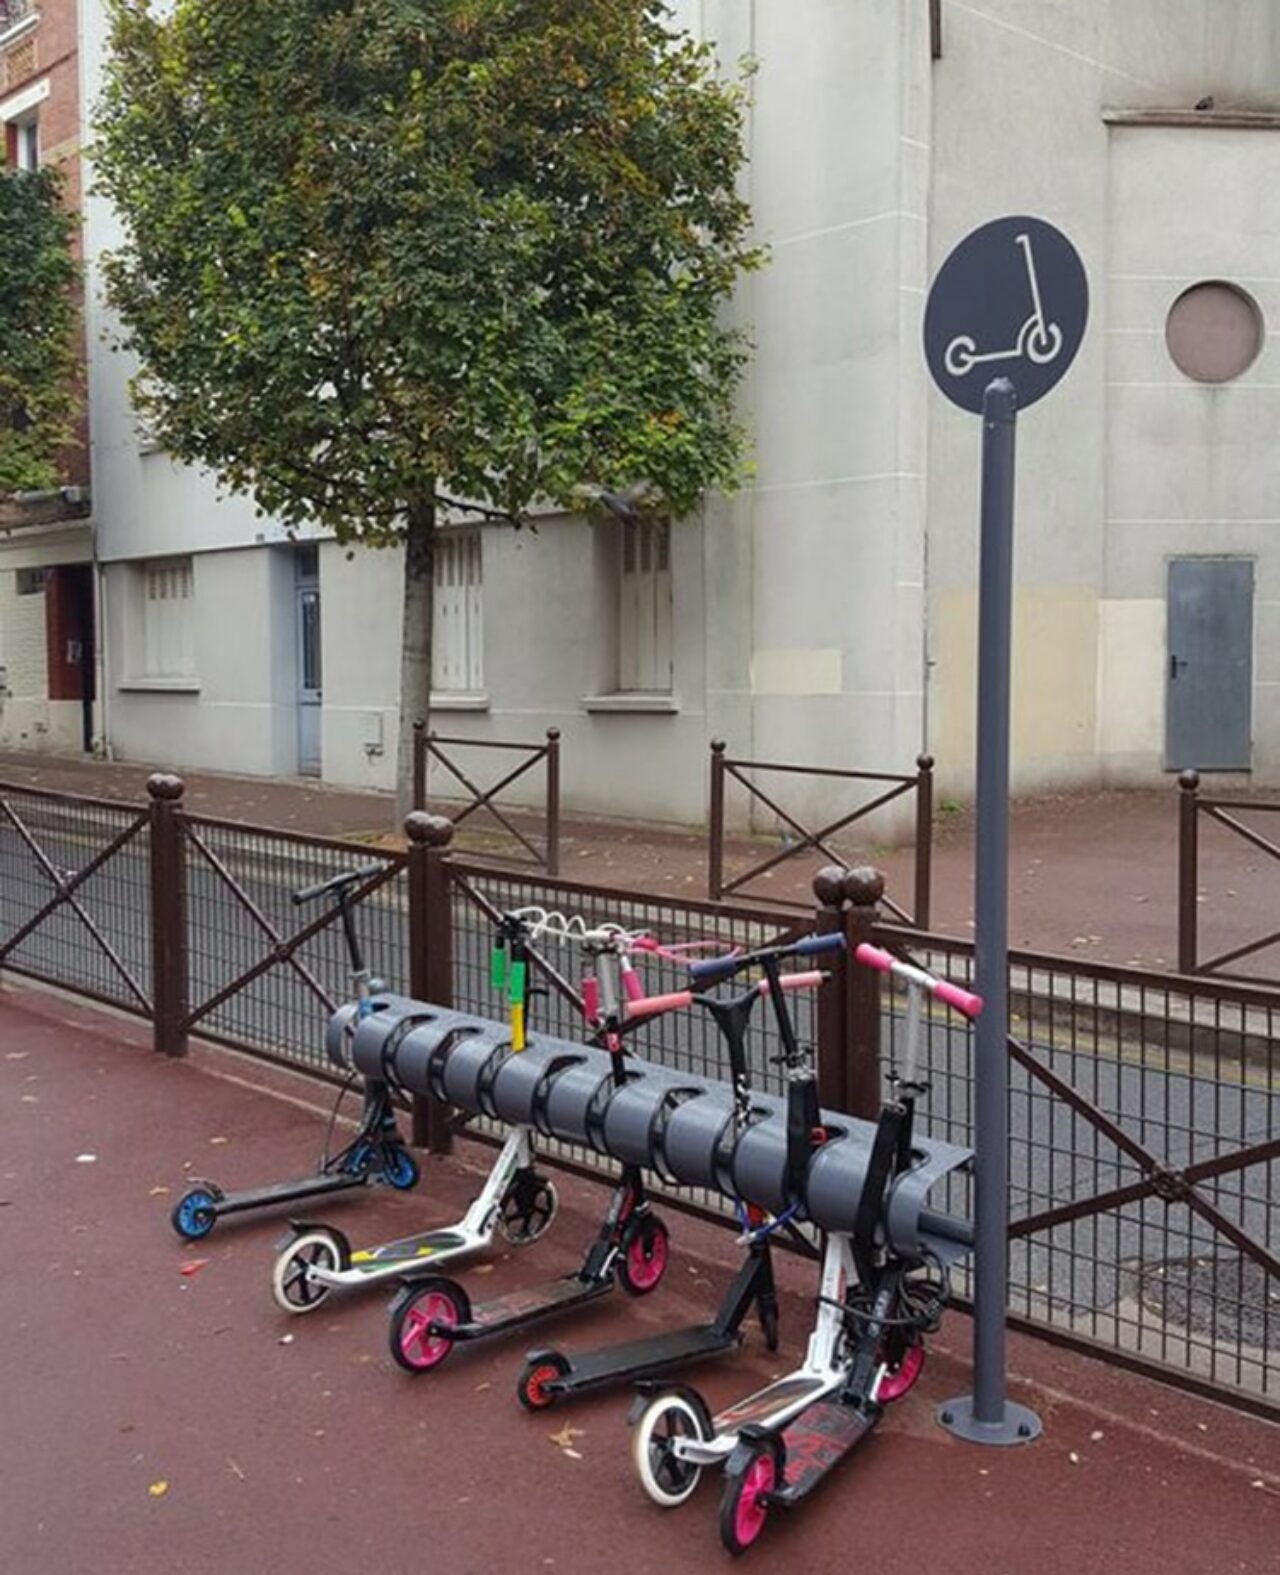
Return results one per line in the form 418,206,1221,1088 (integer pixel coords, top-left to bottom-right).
1195,802,1280,979
718,760,918,921
1007,1030,1280,1285
177,824,403,1036
424,736,552,870
0,798,151,1013
450,872,586,1016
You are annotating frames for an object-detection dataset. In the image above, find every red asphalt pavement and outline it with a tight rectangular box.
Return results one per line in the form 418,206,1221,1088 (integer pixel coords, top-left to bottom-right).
2,984,1278,1575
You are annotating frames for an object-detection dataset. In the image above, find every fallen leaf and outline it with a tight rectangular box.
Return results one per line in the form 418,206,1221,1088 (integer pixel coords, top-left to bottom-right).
180,1259,210,1278
226,1457,245,1481
5,1052,30,1061
549,1424,585,1449
149,1186,171,1197
1090,1430,1104,1442
279,1333,295,1345
148,1481,169,1498
21,1095,38,1104
75,1154,97,1164
562,1448,584,1460
472,1263,495,1276
209,1137,229,1146
1068,1451,1081,1464
473,1381,491,1393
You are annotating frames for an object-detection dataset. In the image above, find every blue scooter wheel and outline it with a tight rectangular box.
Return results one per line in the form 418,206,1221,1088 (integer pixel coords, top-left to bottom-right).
382,1146,420,1192
171,1184,221,1241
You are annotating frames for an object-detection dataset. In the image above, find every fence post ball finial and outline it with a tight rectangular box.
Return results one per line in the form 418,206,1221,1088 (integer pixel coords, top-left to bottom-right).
404,812,454,848
842,866,885,908
1178,769,1200,792
146,773,185,802
812,865,847,907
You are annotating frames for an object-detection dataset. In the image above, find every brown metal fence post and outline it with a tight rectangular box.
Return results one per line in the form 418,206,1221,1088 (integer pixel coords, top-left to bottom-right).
545,728,561,876
406,811,455,1152
914,753,934,929
708,739,726,900
812,866,849,1113
412,720,427,812
1178,769,1201,974
148,773,188,1057
842,866,884,1120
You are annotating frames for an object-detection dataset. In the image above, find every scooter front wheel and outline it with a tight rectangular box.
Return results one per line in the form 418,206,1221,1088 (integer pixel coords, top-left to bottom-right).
632,1392,711,1508
389,1276,471,1374
618,1213,669,1296
498,1173,559,1246
381,1145,420,1192
272,1229,343,1315
720,1438,783,1556
516,1351,570,1412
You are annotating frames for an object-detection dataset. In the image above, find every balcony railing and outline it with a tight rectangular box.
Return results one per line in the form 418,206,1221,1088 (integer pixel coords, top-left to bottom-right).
0,0,37,36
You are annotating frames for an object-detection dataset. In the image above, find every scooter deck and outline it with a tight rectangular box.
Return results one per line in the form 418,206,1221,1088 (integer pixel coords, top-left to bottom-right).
218,1170,367,1214
455,1275,613,1341
550,1323,740,1396
343,1228,474,1277
767,1398,876,1507
715,1374,829,1432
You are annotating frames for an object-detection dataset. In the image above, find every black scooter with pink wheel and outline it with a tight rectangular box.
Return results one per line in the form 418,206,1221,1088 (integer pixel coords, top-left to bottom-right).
385,915,706,1375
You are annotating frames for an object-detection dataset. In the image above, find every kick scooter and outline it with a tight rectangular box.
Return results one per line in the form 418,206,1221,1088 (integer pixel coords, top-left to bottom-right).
629,942,982,1555
170,864,420,1241
514,930,844,1411
270,913,564,1313
386,915,683,1372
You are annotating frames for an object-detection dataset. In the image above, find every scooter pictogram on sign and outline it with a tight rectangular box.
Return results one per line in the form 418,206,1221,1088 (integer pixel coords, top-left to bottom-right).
943,233,1063,377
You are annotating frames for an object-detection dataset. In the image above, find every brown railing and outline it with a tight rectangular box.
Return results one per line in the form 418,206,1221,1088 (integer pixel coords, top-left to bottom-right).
1,772,1276,1418
707,740,933,925
0,1,36,33
1177,769,1280,982
412,721,560,874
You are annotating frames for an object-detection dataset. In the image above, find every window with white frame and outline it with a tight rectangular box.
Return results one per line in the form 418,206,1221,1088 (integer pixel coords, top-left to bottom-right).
618,519,672,692
12,112,38,170
432,529,483,693
139,557,196,679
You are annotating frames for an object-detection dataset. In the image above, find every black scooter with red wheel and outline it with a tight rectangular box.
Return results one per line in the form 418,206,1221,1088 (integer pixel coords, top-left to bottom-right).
516,933,841,1413
386,917,674,1374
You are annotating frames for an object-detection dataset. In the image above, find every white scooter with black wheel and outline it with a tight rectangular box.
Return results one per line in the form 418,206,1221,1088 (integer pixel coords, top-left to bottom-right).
630,943,982,1557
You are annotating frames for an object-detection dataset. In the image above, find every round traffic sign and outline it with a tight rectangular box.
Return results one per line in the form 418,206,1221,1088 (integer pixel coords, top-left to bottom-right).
923,216,1088,414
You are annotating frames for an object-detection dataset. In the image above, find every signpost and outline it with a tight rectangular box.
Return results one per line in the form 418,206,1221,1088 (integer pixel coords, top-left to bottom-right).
924,215,1088,1446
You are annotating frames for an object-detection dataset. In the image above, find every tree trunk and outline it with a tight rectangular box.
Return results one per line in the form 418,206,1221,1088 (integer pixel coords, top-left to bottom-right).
396,497,435,826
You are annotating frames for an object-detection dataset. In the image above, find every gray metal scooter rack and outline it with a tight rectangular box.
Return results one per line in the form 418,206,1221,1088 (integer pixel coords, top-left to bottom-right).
325,994,974,1258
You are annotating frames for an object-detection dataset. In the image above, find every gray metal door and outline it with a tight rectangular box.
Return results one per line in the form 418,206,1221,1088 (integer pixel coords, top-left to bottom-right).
1166,557,1253,771
296,582,322,777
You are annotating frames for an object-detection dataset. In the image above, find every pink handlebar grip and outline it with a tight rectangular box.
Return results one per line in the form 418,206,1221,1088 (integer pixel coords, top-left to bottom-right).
625,989,694,1020
934,978,984,1019
853,943,896,974
757,969,827,997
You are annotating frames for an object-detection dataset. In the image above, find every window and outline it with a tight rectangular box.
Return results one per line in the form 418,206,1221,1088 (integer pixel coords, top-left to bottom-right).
1166,281,1265,384
141,557,195,678
12,112,37,170
618,519,672,692
16,566,47,596
433,529,483,693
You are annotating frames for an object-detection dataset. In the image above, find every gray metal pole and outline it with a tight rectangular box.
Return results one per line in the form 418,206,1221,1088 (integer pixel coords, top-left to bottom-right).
939,376,1041,1446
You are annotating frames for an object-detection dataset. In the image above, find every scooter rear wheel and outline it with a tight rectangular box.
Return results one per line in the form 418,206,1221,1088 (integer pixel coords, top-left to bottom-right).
719,1438,782,1555
516,1351,570,1412
171,1181,223,1241
271,1229,343,1315
382,1145,420,1192
389,1277,471,1374
632,1392,711,1508
618,1213,669,1296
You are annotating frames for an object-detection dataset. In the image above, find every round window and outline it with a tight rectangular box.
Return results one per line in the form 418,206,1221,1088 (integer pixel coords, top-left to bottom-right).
1165,281,1265,383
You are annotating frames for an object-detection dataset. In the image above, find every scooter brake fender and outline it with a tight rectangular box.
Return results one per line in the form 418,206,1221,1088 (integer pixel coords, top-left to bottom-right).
725,1422,781,1477
627,1384,714,1437
280,1220,353,1267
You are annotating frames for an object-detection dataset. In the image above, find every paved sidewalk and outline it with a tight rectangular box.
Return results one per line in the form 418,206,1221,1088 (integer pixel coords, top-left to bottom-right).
2,985,1278,1575
3,748,1278,976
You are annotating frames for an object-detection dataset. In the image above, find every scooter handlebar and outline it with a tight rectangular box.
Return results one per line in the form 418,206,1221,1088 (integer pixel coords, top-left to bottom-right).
854,942,983,1020
687,930,843,984
292,863,386,906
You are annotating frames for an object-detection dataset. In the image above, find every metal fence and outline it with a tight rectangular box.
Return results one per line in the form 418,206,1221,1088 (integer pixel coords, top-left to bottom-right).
1178,769,1280,984
412,721,561,874
707,740,934,925
0,772,1275,1418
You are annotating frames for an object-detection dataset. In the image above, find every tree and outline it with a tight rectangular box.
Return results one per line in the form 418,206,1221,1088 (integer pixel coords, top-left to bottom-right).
0,167,79,495
93,0,761,815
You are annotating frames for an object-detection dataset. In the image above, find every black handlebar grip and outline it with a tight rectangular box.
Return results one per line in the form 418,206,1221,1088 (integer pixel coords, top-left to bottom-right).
291,862,386,906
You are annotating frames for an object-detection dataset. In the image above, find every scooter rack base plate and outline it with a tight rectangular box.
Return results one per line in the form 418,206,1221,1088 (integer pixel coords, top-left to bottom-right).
768,1399,875,1506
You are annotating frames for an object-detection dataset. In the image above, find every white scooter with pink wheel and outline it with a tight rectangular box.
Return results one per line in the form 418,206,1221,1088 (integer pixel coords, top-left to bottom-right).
630,942,983,1556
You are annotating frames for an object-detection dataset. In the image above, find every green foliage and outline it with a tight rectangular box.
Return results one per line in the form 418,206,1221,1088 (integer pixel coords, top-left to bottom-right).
92,0,763,537
0,168,79,494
